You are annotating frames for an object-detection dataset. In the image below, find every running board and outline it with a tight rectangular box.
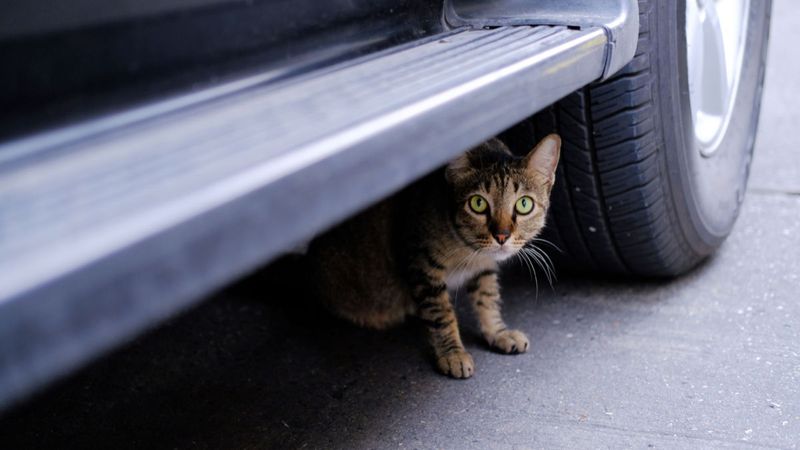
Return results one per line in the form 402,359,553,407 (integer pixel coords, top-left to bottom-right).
0,25,615,406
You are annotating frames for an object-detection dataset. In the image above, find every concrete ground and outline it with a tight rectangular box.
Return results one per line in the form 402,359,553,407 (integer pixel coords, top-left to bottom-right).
2,1,799,448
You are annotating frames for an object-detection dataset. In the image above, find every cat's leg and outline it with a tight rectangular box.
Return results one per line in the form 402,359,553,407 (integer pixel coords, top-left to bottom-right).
468,270,529,354
412,276,474,379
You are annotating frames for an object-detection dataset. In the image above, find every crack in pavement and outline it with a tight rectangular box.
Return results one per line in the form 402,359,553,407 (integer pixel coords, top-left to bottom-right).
748,187,800,197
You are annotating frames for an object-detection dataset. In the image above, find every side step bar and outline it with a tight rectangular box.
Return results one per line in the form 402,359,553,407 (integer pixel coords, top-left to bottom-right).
0,21,627,406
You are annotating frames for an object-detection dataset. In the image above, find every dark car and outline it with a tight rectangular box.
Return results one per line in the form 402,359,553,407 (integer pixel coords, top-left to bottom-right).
0,0,771,408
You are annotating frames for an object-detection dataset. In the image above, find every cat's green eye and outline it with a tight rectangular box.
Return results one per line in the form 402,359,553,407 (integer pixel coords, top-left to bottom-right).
469,195,488,213
515,196,534,215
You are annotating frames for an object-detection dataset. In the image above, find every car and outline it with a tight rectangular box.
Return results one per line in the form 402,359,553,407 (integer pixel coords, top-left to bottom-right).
0,0,771,408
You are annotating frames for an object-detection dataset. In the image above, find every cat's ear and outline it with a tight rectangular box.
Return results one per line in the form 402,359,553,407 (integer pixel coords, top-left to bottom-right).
524,134,561,185
445,151,475,184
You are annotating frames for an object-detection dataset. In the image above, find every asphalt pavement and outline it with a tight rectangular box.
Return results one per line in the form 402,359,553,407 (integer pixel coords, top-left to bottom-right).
2,1,799,448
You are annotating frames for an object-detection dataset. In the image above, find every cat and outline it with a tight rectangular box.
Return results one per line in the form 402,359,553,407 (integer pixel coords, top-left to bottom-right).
308,134,561,378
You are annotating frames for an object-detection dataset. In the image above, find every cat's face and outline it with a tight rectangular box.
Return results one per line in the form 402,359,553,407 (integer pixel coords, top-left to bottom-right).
446,135,561,261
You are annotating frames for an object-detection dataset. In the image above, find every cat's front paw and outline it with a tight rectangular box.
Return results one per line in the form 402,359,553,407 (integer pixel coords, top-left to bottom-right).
436,350,475,379
490,329,529,354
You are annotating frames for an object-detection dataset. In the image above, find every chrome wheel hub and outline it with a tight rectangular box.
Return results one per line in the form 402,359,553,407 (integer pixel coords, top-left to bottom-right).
685,0,750,156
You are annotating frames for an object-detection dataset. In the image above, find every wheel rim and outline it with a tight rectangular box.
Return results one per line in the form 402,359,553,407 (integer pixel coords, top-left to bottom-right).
685,0,750,156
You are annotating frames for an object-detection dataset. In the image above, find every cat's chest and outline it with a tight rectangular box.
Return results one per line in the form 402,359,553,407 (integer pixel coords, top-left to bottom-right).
443,257,496,289
444,269,475,290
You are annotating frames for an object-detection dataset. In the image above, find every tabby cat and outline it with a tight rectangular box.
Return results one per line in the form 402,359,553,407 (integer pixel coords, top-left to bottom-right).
308,134,561,378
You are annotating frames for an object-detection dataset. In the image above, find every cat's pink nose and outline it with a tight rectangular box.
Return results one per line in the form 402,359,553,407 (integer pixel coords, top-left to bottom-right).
494,233,509,245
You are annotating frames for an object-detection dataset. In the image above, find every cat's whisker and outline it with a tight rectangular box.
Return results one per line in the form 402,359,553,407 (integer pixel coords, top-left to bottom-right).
530,237,564,254
516,249,539,300
525,248,553,286
522,246,557,289
538,253,555,288
532,244,558,284
513,252,527,277
514,250,534,282
522,248,550,287
524,247,549,278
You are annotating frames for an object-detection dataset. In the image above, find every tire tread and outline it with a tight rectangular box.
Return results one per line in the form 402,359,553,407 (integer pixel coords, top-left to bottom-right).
541,0,695,276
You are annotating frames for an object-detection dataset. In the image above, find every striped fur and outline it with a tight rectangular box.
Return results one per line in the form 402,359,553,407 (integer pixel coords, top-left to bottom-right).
309,135,560,378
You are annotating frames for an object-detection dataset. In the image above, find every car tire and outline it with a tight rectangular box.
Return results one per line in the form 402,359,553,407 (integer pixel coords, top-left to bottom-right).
519,0,772,277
